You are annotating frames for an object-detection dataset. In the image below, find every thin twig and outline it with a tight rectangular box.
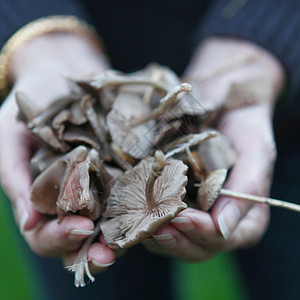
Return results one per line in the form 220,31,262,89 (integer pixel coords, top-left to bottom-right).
220,188,300,213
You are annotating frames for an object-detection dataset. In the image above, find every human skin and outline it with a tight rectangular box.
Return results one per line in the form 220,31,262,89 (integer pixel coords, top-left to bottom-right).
0,33,284,271
144,37,285,261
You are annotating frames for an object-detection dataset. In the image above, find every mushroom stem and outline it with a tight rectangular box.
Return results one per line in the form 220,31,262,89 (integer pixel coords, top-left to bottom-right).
165,130,218,159
145,151,166,209
143,69,164,104
220,188,300,213
130,83,192,127
66,220,102,287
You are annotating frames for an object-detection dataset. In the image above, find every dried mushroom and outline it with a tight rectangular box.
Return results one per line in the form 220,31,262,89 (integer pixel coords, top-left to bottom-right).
31,146,111,220
197,169,228,211
106,92,155,160
14,62,300,288
100,151,188,248
197,131,237,172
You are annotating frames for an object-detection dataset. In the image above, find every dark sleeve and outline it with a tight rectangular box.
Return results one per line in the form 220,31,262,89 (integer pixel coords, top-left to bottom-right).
193,0,300,98
0,0,91,47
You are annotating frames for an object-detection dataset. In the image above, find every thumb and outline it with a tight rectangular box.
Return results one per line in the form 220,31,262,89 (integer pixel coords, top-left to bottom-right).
0,99,42,232
211,150,274,239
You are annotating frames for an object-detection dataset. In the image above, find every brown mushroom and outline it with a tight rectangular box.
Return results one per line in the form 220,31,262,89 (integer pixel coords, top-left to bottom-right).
106,92,155,160
56,147,112,221
66,220,102,287
31,146,112,220
197,131,237,172
80,94,112,160
195,170,300,213
100,151,188,248
52,101,87,141
15,92,39,123
197,168,227,211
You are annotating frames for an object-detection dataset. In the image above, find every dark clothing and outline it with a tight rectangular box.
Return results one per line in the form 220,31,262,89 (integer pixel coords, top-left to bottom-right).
1,1,300,299
1,0,300,96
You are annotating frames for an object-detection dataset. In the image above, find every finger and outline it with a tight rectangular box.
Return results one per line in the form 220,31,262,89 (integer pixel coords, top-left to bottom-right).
229,203,270,249
63,242,116,282
211,104,276,240
87,242,116,273
0,98,41,230
24,215,94,256
171,208,225,249
148,223,216,262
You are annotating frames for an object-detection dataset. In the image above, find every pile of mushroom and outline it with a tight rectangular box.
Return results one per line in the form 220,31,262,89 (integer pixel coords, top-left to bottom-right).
16,63,300,287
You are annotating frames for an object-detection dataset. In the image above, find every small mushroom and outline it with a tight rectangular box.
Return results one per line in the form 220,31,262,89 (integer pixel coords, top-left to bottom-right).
101,151,188,248
196,170,300,213
130,83,192,126
15,92,39,123
56,147,112,221
197,131,237,172
30,147,64,179
52,101,87,140
66,220,102,287
164,130,219,159
31,146,112,220
81,94,112,160
106,92,155,159
63,124,101,150
197,169,227,211
32,125,70,152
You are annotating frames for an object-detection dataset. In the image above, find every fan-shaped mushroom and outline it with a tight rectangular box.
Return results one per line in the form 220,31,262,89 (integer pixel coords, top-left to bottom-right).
101,151,188,248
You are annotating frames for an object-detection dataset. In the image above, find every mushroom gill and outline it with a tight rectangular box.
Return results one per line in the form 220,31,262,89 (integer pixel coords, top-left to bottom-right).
101,151,188,248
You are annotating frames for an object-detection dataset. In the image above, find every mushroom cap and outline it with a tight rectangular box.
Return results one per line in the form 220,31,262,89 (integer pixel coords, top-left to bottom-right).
56,147,110,220
197,168,228,211
198,132,237,172
107,93,155,159
31,159,66,215
101,156,188,248
15,92,39,123
163,92,209,120
31,146,111,220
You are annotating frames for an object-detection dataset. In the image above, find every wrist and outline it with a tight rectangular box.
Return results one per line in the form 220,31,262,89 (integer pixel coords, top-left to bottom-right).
184,36,285,104
0,16,110,98
9,32,109,82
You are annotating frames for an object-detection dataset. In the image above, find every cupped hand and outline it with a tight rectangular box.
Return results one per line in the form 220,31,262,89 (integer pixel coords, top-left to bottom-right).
143,36,285,262
0,32,115,272
144,102,273,262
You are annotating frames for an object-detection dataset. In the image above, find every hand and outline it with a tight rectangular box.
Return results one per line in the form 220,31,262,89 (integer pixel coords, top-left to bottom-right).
143,37,285,262
0,32,115,271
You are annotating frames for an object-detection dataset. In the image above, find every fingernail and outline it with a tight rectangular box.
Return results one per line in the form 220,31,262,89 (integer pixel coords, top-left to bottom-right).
152,233,174,241
91,260,115,268
171,217,191,224
68,230,94,241
70,229,94,235
153,234,177,248
19,210,29,235
217,203,241,240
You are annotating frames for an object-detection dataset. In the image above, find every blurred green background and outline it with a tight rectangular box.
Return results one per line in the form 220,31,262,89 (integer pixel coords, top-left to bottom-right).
0,186,248,300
